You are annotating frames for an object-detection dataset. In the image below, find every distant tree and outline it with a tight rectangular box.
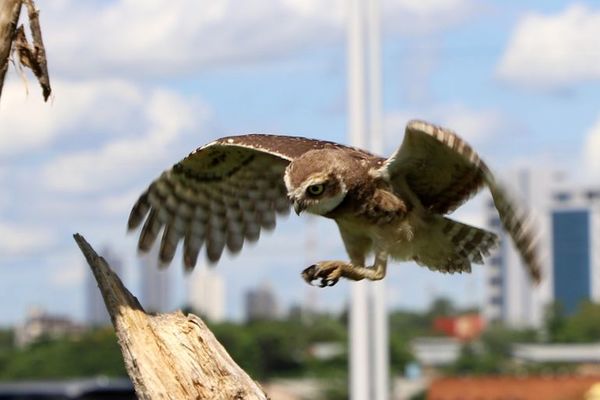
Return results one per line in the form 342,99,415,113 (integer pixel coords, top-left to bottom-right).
389,334,414,373
562,301,600,342
544,301,567,342
446,323,537,375
0,328,126,380
427,297,456,319
209,322,263,378
542,301,600,343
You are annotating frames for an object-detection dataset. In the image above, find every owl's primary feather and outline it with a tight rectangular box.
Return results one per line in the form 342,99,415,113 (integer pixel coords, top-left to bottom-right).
374,120,541,282
128,135,371,267
128,120,541,283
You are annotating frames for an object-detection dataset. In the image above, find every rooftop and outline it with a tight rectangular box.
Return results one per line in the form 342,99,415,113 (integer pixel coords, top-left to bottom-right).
428,375,600,400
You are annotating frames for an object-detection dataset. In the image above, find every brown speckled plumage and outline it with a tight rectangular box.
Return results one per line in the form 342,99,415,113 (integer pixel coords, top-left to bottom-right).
128,120,541,285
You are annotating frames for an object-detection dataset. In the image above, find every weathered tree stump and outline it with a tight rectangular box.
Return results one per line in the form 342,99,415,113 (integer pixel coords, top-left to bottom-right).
74,234,269,400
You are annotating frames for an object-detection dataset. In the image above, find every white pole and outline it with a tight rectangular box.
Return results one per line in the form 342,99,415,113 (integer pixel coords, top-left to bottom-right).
347,0,369,399
348,0,366,149
367,0,383,155
366,0,389,398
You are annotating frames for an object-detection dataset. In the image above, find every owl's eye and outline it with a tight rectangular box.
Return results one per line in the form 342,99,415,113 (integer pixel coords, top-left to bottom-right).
306,184,325,196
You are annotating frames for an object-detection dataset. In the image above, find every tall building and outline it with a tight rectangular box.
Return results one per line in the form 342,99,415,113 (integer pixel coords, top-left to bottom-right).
86,246,123,326
550,187,600,314
245,283,279,321
186,266,226,322
484,167,600,326
140,247,172,313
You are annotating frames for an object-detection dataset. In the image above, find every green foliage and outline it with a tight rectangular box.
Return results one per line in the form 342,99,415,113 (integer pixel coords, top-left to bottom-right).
450,343,503,375
3,297,600,384
544,301,600,343
387,298,463,373
445,322,543,375
208,322,263,377
322,374,348,400
409,390,427,400
389,333,415,373
0,328,126,381
444,301,600,376
558,301,600,342
209,314,348,381
0,329,13,351
544,301,567,341
246,320,307,378
426,297,456,319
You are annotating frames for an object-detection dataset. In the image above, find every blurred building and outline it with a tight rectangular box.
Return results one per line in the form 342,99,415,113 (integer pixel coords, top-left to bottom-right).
85,246,123,326
484,168,600,327
551,187,600,314
512,342,600,363
410,337,461,369
140,247,172,313
245,283,279,321
433,314,484,341
186,266,225,322
14,307,84,347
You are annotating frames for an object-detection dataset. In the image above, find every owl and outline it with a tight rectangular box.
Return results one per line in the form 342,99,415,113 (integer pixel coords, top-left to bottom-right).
128,120,541,287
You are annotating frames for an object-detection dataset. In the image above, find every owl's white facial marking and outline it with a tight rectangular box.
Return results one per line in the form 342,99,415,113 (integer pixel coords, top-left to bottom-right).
284,171,348,216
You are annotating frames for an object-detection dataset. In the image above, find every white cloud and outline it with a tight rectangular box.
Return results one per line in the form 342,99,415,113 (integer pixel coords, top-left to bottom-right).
0,223,57,257
41,0,478,78
385,0,480,35
0,79,142,155
98,189,144,217
40,86,209,193
384,104,508,148
497,4,600,90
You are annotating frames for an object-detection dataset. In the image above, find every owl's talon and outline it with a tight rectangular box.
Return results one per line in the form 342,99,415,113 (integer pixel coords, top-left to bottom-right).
302,264,317,285
302,262,342,287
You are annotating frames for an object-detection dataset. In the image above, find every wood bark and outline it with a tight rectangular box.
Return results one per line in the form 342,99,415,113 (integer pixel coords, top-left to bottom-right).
0,0,51,101
73,234,269,400
0,0,22,98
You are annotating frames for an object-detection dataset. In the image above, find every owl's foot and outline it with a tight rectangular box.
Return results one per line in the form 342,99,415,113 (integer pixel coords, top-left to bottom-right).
302,255,388,287
302,261,348,287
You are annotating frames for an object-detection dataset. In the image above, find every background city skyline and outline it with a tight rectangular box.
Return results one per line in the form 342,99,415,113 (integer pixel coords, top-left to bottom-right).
2,0,600,326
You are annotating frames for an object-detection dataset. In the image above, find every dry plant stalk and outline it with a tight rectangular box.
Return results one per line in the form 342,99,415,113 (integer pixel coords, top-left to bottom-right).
73,233,269,400
0,0,51,101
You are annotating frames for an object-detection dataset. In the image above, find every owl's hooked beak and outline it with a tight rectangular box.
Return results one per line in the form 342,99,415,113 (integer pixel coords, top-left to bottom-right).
293,200,306,216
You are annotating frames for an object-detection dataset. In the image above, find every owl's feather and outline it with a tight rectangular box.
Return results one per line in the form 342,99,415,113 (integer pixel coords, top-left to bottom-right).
128,135,371,268
128,122,541,284
411,216,499,273
377,120,487,214
377,120,541,282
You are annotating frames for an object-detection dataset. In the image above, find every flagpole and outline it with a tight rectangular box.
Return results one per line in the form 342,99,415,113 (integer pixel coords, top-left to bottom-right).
348,0,389,399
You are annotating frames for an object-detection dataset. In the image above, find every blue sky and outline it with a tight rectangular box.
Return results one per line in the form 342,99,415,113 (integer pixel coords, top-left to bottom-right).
1,0,600,325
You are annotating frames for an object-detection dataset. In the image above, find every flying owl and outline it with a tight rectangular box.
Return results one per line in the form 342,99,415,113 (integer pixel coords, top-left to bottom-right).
128,120,541,287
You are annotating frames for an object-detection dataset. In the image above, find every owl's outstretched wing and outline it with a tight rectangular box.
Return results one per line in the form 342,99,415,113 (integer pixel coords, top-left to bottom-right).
378,120,487,214
128,134,354,269
375,120,542,282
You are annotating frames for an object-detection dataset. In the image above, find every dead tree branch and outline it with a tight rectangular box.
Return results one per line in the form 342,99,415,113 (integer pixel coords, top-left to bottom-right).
0,0,22,98
0,0,51,101
73,233,269,400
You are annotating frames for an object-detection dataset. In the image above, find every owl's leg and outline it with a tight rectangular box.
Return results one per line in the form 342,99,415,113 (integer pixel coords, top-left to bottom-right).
301,252,388,287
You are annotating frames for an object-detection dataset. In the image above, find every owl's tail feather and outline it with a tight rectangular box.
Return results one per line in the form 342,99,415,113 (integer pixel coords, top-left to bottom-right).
414,217,499,274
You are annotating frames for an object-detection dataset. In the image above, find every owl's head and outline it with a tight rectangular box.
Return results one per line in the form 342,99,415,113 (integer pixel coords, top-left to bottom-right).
284,150,351,216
